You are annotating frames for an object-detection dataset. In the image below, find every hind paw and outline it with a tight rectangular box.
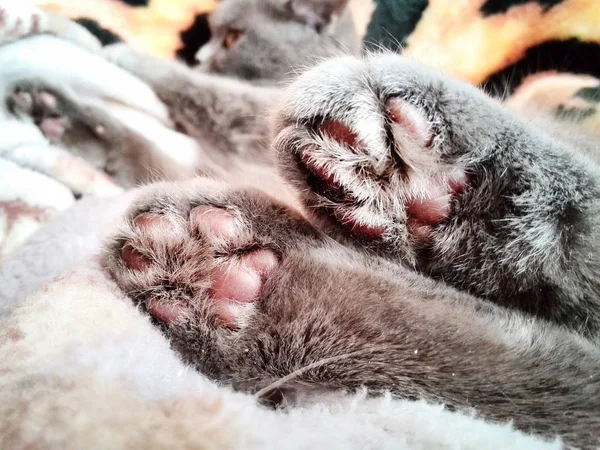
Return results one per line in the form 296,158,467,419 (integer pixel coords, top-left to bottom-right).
7,82,71,143
104,180,318,331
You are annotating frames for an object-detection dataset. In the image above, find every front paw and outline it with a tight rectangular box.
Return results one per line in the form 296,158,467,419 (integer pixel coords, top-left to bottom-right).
273,53,597,323
274,55,496,261
7,81,72,143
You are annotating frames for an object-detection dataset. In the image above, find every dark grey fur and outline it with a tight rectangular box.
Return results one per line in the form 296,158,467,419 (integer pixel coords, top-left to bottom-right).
105,51,600,448
105,179,600,449
13,0,596,446
196,0,359,82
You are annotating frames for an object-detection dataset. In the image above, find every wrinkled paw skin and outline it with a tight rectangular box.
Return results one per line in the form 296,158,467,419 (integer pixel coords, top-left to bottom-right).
7,83,69,143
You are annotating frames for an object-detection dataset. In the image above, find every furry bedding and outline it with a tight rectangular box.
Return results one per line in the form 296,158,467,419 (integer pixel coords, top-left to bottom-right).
0,4,119,257
0,119,122,257
0,3,195,257
1,0,594,254
0,2,597,449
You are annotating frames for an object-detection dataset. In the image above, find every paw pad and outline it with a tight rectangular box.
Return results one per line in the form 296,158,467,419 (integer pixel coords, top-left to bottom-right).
118,205,279,329
8,86,68,143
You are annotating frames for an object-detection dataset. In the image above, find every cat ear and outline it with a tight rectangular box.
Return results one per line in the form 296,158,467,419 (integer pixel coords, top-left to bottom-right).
288,0,350,33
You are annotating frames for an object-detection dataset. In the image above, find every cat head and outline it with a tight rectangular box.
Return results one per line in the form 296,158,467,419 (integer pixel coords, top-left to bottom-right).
195,0,360,83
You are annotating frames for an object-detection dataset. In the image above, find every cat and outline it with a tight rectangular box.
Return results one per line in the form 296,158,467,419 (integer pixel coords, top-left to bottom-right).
5,78,190,187
8,1,600,446
4,0,361,188
194,0,360,82
103,51,600,448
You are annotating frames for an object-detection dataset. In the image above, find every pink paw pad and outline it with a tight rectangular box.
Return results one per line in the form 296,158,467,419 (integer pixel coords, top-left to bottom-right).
121,213,174,270
37,91,58,111
147,299,188,324
192,206,279,328
189,206,238,239
210,249,279,328
40,117,69,142
317,120,361,150
123,207,279,329
13,91,33,112
121,245,151,271
405,172,469,243
385,97,433,148
299,120,364,192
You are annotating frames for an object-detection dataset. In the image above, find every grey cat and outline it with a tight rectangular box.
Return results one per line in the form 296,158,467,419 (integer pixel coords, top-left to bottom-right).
195,0,359,82
104,50,600,448
11,0,600,446
5,79,191,186
5,0,360,188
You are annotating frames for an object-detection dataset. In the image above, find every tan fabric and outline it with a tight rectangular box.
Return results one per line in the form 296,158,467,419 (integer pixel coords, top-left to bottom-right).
404,0,600,85
37,0,217,58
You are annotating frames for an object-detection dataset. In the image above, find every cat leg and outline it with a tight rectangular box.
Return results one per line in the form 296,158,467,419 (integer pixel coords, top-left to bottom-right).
103,178,600,448
6,79,192,187
274,53,600,337
102,44,278,164
7,80,72,143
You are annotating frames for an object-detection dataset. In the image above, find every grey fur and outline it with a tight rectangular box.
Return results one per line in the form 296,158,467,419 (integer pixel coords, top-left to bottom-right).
101,45,278,167
103,52,600,448
105,177,600,448
196,0,360,82
275,54,600,338
19,1,598,447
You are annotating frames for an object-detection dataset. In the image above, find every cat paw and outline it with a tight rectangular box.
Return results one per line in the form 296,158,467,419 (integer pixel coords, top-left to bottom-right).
104,180,316,330
7,81,70,143
273,54,542,256
273,56,480,256
274,53,595,322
